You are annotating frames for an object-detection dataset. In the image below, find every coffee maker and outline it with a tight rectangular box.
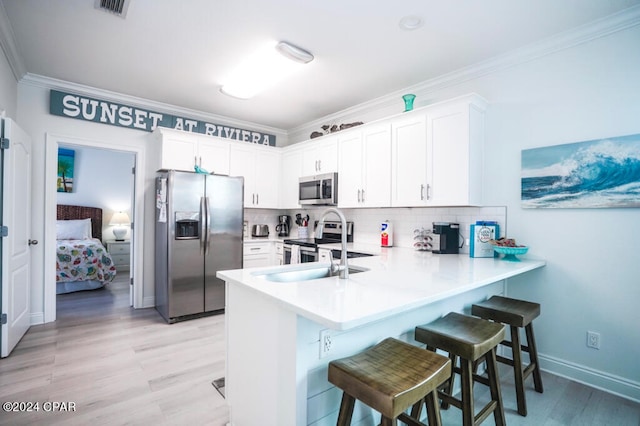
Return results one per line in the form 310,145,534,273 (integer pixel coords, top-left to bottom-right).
276,215,291,237
432,222,461,254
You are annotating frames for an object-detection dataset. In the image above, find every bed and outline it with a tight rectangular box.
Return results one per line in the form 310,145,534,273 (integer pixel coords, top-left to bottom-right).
56,205,117,294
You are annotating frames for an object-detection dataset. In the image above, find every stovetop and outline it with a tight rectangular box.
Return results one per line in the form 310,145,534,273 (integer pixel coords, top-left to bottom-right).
284,220,354,248
283,237,339,248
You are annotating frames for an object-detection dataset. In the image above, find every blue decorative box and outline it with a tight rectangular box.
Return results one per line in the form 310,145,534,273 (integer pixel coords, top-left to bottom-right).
470,221,500,258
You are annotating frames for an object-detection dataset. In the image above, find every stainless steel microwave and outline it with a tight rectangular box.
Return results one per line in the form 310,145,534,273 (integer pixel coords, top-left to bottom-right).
299,172,338,206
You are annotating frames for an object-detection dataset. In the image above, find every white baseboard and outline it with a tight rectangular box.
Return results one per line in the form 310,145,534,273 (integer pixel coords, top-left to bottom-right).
539,353,640,403
30,311,44,325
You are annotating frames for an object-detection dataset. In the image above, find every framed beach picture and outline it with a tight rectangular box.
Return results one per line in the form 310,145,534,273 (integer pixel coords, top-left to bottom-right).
521,133,640,208
57,148,75,193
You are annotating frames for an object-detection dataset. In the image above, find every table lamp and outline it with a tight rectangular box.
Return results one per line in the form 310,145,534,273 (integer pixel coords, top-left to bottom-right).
110,211,130,241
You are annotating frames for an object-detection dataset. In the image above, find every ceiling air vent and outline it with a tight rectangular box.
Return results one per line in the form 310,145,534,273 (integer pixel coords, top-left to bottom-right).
95,0,130,18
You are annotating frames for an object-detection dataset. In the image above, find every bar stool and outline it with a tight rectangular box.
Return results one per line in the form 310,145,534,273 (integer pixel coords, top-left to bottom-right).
471,295,543,416
414,312,506,426
328,337,451,426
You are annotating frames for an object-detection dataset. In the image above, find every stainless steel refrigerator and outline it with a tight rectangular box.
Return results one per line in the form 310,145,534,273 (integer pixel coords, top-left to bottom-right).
155,170,244,323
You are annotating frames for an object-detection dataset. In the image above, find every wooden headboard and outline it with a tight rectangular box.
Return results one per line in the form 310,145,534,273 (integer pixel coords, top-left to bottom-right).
57,205,103,241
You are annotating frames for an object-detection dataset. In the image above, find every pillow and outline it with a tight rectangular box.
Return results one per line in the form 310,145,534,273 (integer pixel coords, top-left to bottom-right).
56,218,92,240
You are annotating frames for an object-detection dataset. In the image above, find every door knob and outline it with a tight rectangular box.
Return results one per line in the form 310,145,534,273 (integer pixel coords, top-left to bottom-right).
28,239,38,246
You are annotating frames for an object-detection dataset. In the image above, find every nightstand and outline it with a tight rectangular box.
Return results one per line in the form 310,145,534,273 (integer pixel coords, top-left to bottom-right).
105,240,130,271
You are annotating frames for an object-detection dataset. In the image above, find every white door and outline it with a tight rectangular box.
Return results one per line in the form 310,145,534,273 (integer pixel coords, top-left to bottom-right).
1,118,32,357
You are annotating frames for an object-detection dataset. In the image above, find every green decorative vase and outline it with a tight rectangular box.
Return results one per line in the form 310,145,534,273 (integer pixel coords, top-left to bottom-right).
402,94,416,112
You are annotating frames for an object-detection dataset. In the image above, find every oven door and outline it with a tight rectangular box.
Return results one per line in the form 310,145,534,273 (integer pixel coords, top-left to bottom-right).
284,245,318,264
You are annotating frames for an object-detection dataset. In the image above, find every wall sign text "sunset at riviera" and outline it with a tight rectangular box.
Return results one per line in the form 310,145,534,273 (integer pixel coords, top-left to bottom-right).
49,89,276,146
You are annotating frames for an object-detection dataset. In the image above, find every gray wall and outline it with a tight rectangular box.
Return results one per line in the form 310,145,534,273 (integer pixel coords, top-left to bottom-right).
0,38,17,118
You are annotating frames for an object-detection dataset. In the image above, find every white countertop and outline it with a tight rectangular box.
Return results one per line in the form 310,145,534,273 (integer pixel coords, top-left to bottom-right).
218,245,546,330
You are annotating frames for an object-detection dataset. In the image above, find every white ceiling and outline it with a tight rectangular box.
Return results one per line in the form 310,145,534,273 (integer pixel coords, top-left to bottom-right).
2,0,639,131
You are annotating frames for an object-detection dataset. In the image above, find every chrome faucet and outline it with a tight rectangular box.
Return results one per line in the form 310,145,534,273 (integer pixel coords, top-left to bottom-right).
315,207,349,279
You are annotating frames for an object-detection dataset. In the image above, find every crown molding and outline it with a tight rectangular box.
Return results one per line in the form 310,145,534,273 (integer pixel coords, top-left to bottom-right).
289,5,640,137
19,73,288,138
0,2,26,81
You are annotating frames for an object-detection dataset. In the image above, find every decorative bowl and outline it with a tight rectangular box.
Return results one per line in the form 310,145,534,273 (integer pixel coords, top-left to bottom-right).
493,246,528,261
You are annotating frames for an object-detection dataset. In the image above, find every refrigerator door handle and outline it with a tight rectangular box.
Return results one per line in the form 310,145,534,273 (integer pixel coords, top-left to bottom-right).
200,196,206,255
204,196,211,255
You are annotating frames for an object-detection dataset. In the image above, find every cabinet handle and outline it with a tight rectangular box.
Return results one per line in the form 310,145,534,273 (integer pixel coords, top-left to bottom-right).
252,193,255,204
426,184,431,200
420,184,425,200
194,156,198,167
256,193,259,205
357,189,361,202
250,247,260,251
318,160,321,171
361,189,365,203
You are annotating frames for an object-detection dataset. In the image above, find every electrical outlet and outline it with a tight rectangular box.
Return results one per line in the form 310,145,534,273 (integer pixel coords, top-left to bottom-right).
319,329,332,358
587,331,601,349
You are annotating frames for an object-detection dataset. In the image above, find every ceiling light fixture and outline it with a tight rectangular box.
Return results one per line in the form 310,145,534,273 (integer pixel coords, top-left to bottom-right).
220,41,314,100
399,15,424,31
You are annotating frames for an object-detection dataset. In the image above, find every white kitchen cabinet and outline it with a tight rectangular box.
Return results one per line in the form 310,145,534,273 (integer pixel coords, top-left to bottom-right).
391,94,486,207
426,96,486,206
274,242,284,265
243,241,273,268
391,113,428,206
230,144,280,208
280,146,303,208
155,128,229,174
198,137,230,175
338,124,391,208
301,136,338,176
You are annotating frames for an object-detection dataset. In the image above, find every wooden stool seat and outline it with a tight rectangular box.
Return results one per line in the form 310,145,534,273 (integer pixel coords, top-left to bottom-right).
472,296,543,417
328,337,451,425
471,295,540,327
414,312,506,426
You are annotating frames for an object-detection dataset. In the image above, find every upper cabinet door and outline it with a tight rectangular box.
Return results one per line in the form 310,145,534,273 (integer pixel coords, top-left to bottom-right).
253,148,280,208
280,147,303,209
426,96,485,206
229,144,280,209
361,123,391,207
301,137,338,175
391,114,428,207
160,131,199,171
337,131,363,208
198,137,230,175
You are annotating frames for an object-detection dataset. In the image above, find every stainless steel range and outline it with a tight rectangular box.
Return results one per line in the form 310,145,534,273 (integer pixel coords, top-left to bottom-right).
283,221,360,264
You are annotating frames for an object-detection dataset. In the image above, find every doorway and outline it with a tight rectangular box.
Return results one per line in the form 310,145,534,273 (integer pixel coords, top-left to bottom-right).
43,133,145,323
56,144,134,304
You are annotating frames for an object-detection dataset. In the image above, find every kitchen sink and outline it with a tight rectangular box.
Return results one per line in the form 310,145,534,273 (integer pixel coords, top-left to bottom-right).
253,264,369,282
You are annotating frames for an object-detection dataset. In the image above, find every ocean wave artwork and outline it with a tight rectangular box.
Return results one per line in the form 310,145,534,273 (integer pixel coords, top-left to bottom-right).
521,134,640,208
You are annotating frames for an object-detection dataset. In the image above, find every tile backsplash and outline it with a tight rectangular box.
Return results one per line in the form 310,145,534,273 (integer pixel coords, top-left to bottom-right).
246,206,507,253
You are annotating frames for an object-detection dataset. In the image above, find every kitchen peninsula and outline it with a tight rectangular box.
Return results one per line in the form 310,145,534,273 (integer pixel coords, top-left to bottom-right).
217,246,545,426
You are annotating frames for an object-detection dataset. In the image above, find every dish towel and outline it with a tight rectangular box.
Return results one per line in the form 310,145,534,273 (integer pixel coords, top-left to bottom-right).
291,244,301,264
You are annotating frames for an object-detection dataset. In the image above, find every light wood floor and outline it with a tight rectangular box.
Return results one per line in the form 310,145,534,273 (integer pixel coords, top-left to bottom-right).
0,274,229,426
1,274,638,425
